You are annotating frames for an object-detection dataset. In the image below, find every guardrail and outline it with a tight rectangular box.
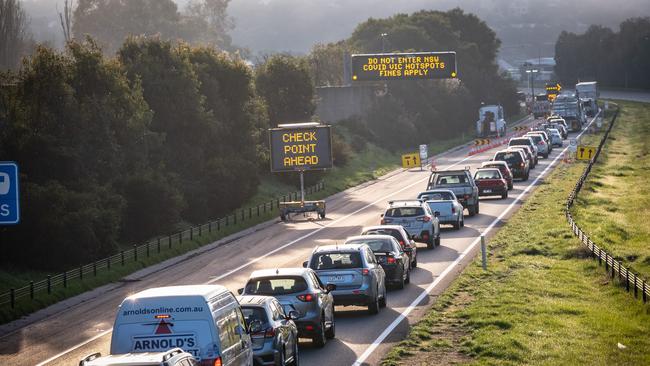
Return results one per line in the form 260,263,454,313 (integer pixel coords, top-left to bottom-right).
0,181,325,310
565,105,649,303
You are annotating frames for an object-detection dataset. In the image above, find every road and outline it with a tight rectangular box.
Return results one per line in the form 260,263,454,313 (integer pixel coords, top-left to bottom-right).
0,115,591,366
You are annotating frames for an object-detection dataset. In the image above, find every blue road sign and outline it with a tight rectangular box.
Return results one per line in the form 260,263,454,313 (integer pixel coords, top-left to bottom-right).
0,162,20,224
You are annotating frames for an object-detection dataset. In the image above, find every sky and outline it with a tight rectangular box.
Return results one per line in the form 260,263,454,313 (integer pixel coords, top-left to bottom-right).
21,0,650,63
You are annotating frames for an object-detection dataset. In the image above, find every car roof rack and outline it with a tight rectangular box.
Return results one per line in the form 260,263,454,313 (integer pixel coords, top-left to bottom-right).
79,353,102,366
162,348,185,361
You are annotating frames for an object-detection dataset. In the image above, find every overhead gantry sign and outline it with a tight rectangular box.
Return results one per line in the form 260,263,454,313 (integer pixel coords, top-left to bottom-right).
351,51,457,81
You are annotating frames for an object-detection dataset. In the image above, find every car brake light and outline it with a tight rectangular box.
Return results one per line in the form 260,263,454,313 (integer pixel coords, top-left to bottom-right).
297,293,315,302
464,194,470,199
538,140,545,145
387,256,396,264
399,240,404,247
362,269,370,276
306,325,314,331
265,327,276,338
201,358,222,366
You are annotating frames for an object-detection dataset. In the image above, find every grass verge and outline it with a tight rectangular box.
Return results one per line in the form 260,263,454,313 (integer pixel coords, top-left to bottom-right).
572,100,650,279
382,104,650,366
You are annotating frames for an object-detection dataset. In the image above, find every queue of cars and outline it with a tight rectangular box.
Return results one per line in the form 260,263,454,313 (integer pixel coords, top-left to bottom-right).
79,116,573,366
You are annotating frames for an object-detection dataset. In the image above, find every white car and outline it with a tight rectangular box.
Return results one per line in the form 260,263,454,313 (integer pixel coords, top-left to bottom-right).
548,128,563,147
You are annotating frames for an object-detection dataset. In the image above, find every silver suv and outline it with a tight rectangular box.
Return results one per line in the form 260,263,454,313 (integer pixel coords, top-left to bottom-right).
79,349,197,366
304,244,387,315
381,200,440,249
240,268,335,348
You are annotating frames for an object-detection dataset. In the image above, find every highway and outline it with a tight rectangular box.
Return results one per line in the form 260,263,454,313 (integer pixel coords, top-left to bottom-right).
0,115,591,366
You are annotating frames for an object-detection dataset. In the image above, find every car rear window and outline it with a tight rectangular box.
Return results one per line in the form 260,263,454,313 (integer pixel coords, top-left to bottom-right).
245,276,308,295
345,238,394,253
494,152,521,163
419,192,454,200
363,229,402,242
509,138,530,145
526,135,542,143
311,252,362,270
435,174,467,185
241,306,269,326
385,207,424,217
475,170,501,179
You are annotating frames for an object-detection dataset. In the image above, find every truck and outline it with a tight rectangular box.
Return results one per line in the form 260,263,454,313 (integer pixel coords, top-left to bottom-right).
476,105,506,138
552,94,584,132
532,94,551,119
426,168,480,217
576,81,599,117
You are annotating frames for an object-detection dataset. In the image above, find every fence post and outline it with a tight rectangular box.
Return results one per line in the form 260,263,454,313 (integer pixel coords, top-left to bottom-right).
47,275,51,294
217,219,221,231
63,271,67,288
249,207,252,219
93,262,97,277
626,271,630,292
157,238,161,253
611,258,615,278
643,281,647,303
234,213,237,225
107,257,111,270
257,206,260,217
10,289,15,309
79,266,83,280
242,209,245,221
481,235,487,270
146,243,150,258
199,224,202,237
121,250,125,265
30,281,34,299
179,232,183,244
190,227,193,241
134,245,138,261
169,235,172,249
634,276,638,298
605,253,609,271
226,215,229,226
209,222,212,233
598,248,602,266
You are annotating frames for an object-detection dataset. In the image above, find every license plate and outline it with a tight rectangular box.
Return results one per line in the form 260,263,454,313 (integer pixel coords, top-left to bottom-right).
329,275,345,282
484,189,492,193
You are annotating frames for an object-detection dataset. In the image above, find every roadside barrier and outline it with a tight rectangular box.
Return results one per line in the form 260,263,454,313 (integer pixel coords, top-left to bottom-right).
565,105,649,303
468,129,528,156
0,181,326,310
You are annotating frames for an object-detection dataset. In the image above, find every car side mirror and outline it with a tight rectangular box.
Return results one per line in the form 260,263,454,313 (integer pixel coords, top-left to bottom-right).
302,261,308,268
237,288,244,295
287,310,301,320
247,319,263,334
434,211,440,217
380,213,384,218
325,283,337,293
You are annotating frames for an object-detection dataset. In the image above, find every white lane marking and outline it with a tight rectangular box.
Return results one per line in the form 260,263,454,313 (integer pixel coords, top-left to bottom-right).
35,146,480,366
352,113,600,366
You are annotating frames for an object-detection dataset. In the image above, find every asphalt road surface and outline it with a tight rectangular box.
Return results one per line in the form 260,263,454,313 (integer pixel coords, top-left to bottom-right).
0,115,597,366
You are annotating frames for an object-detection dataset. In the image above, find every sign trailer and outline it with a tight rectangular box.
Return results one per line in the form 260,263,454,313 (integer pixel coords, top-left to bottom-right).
269,123,332,221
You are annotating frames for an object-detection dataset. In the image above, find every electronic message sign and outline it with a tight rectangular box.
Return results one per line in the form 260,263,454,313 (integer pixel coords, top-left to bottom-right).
269,123,333,172
351,51,457,81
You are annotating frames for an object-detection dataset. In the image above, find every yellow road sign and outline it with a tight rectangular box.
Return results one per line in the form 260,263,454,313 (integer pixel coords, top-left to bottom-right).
474,139,491,146
513,126,527,132
576,145,597,160
401,153,421,168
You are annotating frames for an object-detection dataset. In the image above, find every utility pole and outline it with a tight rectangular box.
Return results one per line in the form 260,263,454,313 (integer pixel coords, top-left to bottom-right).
380,33,388,53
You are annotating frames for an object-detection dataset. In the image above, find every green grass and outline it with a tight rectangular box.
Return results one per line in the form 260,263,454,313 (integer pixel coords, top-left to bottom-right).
382,105,650,366
572,100,650,279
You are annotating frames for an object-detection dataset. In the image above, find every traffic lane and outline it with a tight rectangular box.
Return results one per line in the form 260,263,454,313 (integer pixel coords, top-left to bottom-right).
351,146,572,366
8,141,474,366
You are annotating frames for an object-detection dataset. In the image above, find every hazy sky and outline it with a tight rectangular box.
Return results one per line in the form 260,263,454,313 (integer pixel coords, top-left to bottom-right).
21,0,650,62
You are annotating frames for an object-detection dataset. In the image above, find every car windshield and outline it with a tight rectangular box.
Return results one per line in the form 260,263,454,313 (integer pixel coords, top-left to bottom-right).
435,174,466,184
419,192,453,200
495,152,520,163
475,170,501,179
345,238,395,253
363,229,402,243
241,306,269,325
245,276,308,295
311,252,362,270
526,135,542,143
385,207,424,217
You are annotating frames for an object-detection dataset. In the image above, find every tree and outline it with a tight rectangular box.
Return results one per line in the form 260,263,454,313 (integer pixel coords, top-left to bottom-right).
0,0,31,69
184,0,234,50
255,54,315,127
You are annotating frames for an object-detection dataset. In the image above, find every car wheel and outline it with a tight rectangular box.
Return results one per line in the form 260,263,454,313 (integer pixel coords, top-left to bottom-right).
435,233,441,247
412,255,418,268
288,342,299,366
468,205,476,217
280,213,287,221
312,317,327,347
426,234,434,249
476,202,480,215
379,285,387,308
405,268,411,284
368,293,380,314
453,219,460,230
460,216,465,227
319,211,326,219
325,312,335,339
544,153,549,159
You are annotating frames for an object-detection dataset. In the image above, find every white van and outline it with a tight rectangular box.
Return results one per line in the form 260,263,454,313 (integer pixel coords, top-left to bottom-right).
110,285,259,366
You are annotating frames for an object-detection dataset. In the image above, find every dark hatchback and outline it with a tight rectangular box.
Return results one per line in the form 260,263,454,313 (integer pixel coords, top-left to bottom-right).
492,149,529,181
343,235,410,289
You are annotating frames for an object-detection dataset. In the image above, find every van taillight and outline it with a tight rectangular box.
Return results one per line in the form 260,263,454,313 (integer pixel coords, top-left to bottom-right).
362,269,370,276
297,294,315,302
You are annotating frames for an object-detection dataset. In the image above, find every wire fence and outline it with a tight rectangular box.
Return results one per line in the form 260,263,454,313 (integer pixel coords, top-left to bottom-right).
565,105,648,303
0,181,325,309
